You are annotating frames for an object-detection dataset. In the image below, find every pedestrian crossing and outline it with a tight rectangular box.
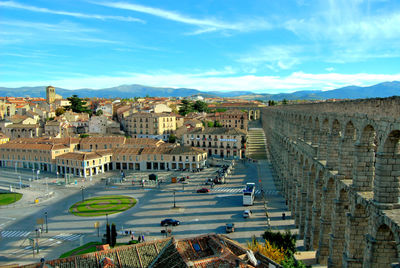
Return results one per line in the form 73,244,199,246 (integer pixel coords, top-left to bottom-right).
0,230,31,238
52,233,83,241
211,187,279,196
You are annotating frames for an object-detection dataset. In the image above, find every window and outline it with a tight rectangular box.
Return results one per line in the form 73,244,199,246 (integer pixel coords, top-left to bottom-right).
173,156,176,161
193,156,195,161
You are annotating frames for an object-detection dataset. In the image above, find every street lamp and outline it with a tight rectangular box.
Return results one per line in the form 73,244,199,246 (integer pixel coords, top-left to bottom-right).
106,213,109,225
19,176,22,189
44,212,48,233
173,190,176,208
81,186,85,202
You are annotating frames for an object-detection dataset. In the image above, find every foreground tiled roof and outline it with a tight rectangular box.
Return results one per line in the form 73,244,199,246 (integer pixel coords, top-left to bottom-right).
17,234,281,268
168,146,206,155
56,150,112,161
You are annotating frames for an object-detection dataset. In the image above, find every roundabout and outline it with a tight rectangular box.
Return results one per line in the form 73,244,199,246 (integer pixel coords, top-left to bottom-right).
69,195,136,217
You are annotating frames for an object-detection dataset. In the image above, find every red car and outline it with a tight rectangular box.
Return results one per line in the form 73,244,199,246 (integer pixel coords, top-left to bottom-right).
197,188,210,193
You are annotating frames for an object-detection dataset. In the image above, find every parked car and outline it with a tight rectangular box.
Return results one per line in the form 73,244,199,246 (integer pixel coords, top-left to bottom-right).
197,188,210,193
205,178,214,185
225,223,235,233
160,219,180,226
243,210,252,218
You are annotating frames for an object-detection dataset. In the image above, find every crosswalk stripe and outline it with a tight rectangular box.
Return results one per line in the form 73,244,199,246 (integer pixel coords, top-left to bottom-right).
1,230,31,238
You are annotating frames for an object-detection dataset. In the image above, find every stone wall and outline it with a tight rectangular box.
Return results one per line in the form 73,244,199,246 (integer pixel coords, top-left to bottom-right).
262,97,400,267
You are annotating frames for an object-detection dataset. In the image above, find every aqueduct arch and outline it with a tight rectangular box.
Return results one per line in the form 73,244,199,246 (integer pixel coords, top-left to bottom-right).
262,97,400,266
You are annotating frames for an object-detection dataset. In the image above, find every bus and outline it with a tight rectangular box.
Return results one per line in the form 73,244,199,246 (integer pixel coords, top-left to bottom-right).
243,182,255,206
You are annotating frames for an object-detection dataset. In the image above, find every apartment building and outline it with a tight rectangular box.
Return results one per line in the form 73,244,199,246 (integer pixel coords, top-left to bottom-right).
183,127,247,159
125,113,176,140
218,110,248,130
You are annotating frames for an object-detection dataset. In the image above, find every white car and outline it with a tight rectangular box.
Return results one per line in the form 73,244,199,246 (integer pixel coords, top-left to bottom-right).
243,210,252,218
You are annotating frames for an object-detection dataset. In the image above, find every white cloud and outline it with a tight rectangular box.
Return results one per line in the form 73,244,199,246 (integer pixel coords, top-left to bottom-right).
3,71,400,94
0,1,144,23
238,45,302,71
93,1,271,34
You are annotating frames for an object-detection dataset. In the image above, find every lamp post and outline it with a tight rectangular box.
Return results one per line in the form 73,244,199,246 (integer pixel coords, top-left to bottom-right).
19,176,22,189
44,212,48,233
106,213,109,225
81,186,84,202
173,190,176,208
32,169,35,180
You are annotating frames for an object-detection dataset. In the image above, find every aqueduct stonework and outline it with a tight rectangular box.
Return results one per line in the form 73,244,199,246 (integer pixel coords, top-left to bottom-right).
261,97,400,267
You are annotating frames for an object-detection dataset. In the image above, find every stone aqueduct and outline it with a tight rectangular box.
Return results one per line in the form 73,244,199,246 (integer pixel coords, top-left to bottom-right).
261,97,400,267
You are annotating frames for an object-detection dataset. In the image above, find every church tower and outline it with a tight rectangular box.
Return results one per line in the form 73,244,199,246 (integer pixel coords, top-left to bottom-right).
46,86,56,104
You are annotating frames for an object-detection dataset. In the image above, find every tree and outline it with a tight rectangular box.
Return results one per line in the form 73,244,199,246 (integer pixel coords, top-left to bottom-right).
80,133,89,138
168,134,177,143
55,107,65,116
106,224,111,245
95,109,103,116
66,95,91,113
261,230,297,256
111,223,117,247
268,100,276,106
207,121,214,128
247,236,286,264
178,100,194,116
214,121,222,127
193,100,208,113
282,99,288,105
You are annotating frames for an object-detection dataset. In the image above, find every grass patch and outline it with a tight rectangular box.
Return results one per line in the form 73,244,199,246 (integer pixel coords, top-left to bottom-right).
59,241,102,258
69,195,136,217
0,193,23,205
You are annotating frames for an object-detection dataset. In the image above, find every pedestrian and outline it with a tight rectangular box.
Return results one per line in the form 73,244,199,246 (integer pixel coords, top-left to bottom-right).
138,235,141,242
282,212,286,220
129,230,132,235
142,235,145,242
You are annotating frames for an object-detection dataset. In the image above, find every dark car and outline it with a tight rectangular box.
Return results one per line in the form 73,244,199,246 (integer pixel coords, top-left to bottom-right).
161,219,180,226
197,188,210,193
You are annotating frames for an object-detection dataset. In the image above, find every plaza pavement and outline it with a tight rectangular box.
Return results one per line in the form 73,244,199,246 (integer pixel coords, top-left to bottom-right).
0,159,298,266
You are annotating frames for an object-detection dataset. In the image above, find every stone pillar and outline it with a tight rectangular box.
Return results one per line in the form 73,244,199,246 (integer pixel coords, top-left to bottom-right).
328,198,348,267
352,142,375,191
311,177,323,250
343,207,368,268
316,182,335,265
298,166,308,238
326,132,341,171
373,152,400,204
317,129,328,163
338,136,355,180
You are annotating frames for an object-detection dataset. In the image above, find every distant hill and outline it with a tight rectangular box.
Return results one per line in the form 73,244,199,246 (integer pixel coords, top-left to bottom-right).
235,81,400,101
0,81,399,100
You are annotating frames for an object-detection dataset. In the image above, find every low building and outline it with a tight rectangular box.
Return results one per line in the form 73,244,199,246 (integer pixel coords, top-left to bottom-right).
183,127,247,159
0,132,9,144
5,124,42,139
55,150,112,177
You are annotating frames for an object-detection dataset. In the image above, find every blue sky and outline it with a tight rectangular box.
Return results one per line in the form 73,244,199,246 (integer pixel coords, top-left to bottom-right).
1,0,400,93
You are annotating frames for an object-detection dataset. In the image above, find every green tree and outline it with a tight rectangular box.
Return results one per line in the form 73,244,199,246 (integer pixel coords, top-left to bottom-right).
106,224,111,245
111,223,117,247
95,109,103,116
215,108,227,113
261,230,297,256
168,134,177,143
214,120,222,127
281,256,307,268
268,100,276,106
80,134,89,138
178,100,194,116
193,100,208,112
66,95,91,113
55,107,65,116
207,121,214,127
282,99,288,105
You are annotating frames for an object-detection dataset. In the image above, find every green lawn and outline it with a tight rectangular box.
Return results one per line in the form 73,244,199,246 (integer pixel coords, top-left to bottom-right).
59,242,102,258
0,193,23,205
69,195,136,217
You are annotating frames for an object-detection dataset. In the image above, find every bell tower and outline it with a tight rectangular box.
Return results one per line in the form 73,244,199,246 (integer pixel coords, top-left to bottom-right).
46,86,56,104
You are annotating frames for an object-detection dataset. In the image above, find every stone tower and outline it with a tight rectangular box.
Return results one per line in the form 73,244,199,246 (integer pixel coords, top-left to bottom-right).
46,86,56,104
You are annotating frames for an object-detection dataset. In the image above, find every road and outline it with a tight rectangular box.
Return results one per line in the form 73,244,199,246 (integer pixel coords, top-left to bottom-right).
0,160,295,265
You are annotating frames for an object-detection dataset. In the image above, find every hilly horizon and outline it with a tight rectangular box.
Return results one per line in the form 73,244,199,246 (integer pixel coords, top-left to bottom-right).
0,81,399,101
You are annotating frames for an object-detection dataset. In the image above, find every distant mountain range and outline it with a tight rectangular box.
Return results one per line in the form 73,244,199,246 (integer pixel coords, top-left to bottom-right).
0,81,399,101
